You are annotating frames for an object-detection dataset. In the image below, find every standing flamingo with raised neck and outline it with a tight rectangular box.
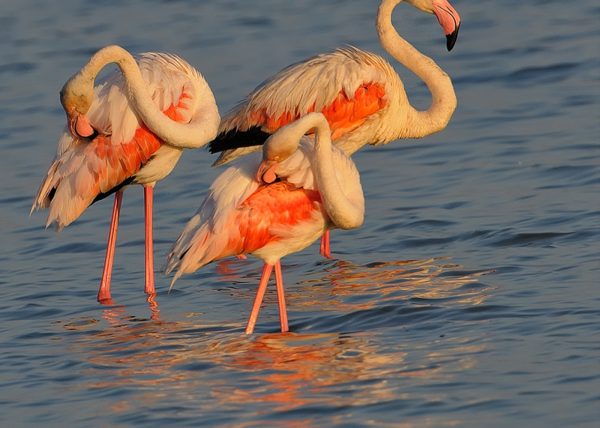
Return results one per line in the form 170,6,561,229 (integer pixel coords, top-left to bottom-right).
208,0,460,257
32,45,220,303
166,113,364,334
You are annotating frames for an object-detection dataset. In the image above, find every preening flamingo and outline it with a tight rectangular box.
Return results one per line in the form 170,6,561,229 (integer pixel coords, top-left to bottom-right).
208,0,460,257
31,45,220,303
166,113,364,334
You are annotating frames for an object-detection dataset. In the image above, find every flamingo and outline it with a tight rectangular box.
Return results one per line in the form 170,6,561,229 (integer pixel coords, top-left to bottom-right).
166,112,365,334
208,0,460,257
31,45,220,303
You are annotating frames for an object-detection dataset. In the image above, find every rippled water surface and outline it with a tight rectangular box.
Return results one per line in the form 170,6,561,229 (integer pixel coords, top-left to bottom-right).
1,0,599,426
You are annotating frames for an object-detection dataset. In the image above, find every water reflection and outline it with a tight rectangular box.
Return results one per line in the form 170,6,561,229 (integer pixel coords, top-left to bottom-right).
213,332,399,411
182,257,493,331
57,258,491,424
295,258,492,314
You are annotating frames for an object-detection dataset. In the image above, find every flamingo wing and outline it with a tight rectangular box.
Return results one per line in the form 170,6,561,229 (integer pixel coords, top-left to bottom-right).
209,47,392,165
32,53,204,229
167,174,323,282
166,157,261,277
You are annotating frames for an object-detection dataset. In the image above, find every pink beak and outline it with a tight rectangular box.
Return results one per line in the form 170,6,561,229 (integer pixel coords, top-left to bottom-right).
433,0,461,51
69,114,95,139
256,160,279,184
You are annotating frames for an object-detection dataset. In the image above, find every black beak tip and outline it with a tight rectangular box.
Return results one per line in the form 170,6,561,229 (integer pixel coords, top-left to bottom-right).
446,24,460,51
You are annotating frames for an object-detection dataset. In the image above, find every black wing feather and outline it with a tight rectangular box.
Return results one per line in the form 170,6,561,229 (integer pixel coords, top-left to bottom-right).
208,126,271,154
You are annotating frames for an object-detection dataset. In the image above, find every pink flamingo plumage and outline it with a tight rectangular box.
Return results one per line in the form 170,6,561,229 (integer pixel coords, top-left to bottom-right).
32,45,220,303
208,0,460,257
166,113,365,334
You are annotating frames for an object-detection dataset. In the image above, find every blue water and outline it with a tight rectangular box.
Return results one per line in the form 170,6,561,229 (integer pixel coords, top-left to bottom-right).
1,0,599,426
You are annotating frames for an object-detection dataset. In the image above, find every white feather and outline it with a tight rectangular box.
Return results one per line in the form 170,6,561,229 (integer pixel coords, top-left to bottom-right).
32,51,213,229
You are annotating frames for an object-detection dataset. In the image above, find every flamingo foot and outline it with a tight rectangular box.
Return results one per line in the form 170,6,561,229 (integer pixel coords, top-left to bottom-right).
97,296,115,306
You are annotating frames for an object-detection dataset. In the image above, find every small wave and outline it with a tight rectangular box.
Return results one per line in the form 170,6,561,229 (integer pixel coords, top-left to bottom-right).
0,62,36,74
508,62,580,84
490,231,573,247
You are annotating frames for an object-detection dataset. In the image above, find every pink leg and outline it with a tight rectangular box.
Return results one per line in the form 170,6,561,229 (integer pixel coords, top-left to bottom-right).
144,185,155,295
98,190,123,303
320,229,332,258
245,264,273,334
274,261,289,333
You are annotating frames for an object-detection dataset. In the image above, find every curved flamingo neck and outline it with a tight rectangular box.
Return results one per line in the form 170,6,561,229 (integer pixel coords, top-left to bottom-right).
265,113,364,230
378,0,457,139
62,45,220,149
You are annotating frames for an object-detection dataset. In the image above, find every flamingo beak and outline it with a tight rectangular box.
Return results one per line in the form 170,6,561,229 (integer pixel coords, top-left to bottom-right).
256,160,279,184
432,0,461,51
61,84,95,139
446,23,460,51
68,114,95,139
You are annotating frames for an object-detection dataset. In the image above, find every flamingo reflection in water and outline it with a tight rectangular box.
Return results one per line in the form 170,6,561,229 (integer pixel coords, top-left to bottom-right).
211,257,493,318
60,258,490,422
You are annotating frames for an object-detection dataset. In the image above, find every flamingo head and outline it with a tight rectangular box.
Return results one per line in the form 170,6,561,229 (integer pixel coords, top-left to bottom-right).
256,128,303,184
257,113,328,184
406,0,461,51
60,76,96,139
256,142,295,184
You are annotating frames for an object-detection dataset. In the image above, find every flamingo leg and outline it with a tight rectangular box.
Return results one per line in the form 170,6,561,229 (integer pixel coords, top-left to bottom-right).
274,261,289,333
245,263,273,334
97,190,123,303
320,229,332,258
144,185,155,295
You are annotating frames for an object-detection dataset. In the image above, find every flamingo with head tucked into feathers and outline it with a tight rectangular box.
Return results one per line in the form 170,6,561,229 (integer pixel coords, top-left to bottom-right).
31,45,220,303
208,0,460,258
166,112,364,334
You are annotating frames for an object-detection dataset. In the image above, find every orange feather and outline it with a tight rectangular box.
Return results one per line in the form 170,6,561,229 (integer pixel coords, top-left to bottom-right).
222,182,322,258
250,82,387,140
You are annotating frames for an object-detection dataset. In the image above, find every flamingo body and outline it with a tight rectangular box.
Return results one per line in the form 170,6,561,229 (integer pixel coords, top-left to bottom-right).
172,179,326,276
168,138,361,277
32,46,219,302
209,0,461,165
167,114,365,332
33,52,207,229
210,47,402,165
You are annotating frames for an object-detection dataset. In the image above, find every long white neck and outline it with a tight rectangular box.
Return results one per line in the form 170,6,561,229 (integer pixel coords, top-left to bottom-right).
266,113,364,230
62,45,220,149
378,0,457,139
